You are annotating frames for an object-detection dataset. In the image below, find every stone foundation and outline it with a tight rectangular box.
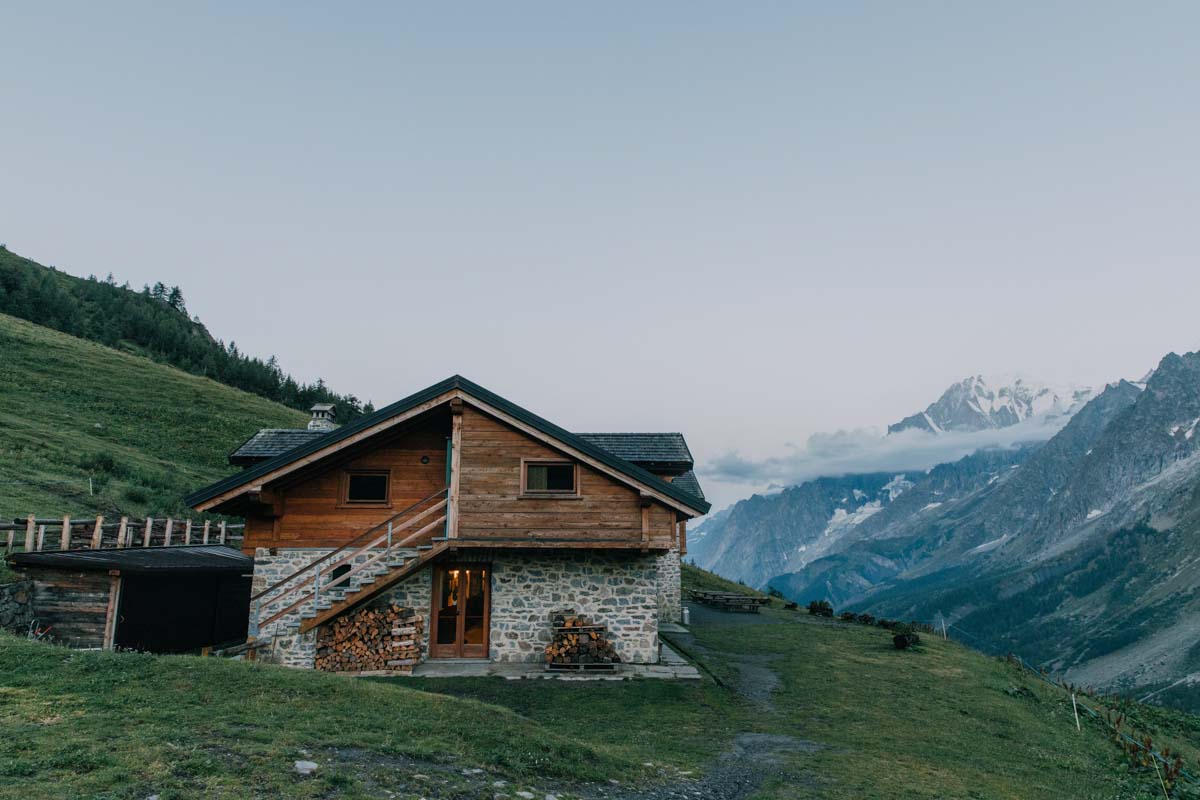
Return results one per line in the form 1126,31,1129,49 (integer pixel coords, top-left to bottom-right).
249,547,666,668
0,579,33,635
656,548,682,624
488,551,660,664
250,547,424,669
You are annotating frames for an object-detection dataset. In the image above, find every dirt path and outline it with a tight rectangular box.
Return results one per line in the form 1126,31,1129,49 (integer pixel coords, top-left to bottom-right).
313,606,819,799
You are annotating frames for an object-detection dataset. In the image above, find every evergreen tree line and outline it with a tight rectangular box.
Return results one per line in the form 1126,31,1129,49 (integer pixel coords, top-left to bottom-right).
0,246,373,420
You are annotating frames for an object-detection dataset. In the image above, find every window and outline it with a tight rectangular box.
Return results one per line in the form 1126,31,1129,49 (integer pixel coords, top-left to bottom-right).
522,460,577,496
342,470,390,505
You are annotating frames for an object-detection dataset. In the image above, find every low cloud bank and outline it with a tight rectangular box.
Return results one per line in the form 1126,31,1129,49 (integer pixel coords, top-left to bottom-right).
701,413,1069,489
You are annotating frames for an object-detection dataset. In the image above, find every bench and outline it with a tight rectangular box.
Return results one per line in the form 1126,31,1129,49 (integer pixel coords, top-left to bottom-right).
687,589,772,613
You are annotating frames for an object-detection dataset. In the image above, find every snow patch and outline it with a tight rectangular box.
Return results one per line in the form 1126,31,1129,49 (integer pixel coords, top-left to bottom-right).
823,502,884,536
1086,509,1104,520
921,502,943,511
970,534,1010,554
1168,418,1200,440
852,489,866,501
883,474,914,501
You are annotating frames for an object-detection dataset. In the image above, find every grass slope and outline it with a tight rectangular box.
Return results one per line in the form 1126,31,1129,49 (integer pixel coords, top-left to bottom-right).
0,311,306,520
3,567,1199,799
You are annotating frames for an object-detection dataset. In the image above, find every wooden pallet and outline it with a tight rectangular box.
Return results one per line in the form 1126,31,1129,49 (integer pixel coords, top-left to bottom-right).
552,624,608,633
546,661,620,672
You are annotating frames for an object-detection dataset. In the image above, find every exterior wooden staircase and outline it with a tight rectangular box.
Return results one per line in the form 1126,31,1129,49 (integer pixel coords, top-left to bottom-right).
249,488,449,642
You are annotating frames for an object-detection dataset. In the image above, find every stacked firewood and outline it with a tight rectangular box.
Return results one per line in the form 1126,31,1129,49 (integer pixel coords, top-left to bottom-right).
544,610,621,666
315,603,423,675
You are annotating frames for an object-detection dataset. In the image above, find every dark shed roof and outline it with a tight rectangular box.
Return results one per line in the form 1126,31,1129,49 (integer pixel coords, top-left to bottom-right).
9,545,252,574
229,429,327,466
574,433,694,473
671,470,705,502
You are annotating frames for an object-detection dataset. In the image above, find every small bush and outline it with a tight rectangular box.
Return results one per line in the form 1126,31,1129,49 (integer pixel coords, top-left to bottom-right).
855,613,875,626
123,486,149,504
807,600,834,618
892,623,921,650
767,587,784,599
78,451,119,475
840,611,857,622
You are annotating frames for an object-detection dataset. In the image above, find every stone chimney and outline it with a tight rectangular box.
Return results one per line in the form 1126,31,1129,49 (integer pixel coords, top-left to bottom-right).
308,403,338,432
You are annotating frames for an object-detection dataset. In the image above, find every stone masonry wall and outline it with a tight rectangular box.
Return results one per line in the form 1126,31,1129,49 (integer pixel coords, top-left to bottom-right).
656,548,682,624
489,551,660,664
251,547,424,669
0,579,34,636
250,548,663,668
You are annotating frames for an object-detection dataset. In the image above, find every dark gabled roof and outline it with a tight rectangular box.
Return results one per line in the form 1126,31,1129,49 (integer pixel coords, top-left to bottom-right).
233,430,697,472
574,433,693,473
671,470,704,503
229,429,327,465
187,375,710,514
9,545,252,574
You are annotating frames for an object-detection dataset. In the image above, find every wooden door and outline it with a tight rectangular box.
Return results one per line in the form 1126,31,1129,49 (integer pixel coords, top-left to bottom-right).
431,563,490,659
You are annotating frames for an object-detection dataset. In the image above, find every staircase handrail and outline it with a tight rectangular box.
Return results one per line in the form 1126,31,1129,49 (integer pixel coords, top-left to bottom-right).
251,487,447,603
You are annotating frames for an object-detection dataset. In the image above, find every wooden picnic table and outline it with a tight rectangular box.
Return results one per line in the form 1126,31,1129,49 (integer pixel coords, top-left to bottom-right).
687,589,771,613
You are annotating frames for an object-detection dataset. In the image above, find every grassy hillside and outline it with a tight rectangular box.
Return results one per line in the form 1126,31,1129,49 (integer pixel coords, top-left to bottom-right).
3,567,1198,799
0,311,306,519
0,246,369,418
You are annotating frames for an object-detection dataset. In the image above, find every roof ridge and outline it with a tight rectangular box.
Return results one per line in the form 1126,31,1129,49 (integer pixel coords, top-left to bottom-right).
189,376,708,514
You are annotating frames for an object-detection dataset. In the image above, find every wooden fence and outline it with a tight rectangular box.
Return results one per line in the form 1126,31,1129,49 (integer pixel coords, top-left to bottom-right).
1,515,244,555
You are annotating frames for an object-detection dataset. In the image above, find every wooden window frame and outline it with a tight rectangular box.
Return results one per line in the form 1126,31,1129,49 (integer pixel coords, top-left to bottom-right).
519,458,580,499
337,469,392,508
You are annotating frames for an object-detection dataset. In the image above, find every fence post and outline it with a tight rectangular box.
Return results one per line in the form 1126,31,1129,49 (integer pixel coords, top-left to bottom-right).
91,516,105,549
164,519,173,547
143,517,154,547
1072,694,1081,732
218,521,226,544
117,517,128,549
24,515,35,552
184,519,192,545
4,528,12,555
202,520,210,544
60,515,71,551
37,524,46,551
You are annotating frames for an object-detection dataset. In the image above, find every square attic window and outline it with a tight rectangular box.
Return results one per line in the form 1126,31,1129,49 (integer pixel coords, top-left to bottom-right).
523,461,577,495
344,470,390,504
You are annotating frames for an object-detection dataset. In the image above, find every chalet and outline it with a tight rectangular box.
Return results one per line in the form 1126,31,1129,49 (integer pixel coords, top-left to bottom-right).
186,376,708,670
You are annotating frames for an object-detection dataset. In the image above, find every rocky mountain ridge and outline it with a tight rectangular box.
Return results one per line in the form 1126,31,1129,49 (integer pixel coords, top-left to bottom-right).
693,353,1200,709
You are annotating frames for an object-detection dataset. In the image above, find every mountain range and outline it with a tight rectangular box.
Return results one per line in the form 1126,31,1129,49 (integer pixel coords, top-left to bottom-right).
692,362,1200,710
887,375,1093,435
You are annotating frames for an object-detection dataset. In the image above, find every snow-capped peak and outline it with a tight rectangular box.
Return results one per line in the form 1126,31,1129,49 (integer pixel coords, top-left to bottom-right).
888,375,1093,436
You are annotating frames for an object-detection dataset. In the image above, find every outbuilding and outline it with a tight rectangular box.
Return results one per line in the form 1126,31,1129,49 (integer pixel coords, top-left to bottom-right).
8,545,252,652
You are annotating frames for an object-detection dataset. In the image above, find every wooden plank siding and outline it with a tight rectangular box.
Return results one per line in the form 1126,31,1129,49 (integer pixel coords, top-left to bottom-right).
240,416,449,551
237,404,679,552
456,407,676,549
23,567,115,648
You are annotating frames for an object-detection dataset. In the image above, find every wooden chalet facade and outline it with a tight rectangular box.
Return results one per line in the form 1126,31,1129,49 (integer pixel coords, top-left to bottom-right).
187,376,708,670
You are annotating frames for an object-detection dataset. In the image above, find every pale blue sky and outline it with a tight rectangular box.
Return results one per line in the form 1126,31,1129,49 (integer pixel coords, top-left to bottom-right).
3,3,1199,510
